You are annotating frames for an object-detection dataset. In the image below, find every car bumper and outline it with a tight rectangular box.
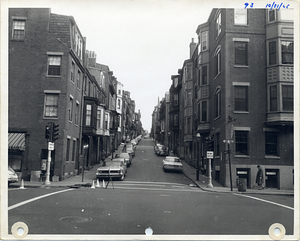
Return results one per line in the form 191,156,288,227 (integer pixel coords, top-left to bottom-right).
163,165,183,171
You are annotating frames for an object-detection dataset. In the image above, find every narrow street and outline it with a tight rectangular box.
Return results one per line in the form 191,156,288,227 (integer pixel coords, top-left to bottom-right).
8,139,294,235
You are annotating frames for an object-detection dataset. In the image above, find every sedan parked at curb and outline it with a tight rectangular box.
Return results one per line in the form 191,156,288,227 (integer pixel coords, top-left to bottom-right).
96,158,127,181
8,166,19,184
115,152,132,167
162,156,183,172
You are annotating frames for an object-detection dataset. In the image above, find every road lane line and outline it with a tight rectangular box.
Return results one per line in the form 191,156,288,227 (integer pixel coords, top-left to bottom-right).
233,193,294,210
8,189,73,211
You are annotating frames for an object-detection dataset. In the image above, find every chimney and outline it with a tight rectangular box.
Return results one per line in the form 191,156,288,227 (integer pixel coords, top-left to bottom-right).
189,38,197,58
87,50,96,67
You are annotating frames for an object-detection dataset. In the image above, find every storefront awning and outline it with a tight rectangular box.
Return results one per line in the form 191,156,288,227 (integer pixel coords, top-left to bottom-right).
8,133,25,151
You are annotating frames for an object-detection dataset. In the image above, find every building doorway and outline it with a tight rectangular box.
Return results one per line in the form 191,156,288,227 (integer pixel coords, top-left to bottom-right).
236,168,251,188
265,169,279,189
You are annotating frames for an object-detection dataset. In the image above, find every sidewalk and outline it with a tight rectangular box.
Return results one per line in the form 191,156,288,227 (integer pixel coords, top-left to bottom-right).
10,144,294,196
10,145,125,189
181,160,294,196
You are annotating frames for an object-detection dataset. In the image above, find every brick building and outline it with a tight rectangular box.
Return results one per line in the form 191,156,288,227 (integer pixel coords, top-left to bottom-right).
154,8,294,190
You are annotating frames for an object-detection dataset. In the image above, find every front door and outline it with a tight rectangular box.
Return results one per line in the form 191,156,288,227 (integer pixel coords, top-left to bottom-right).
265,169,279,189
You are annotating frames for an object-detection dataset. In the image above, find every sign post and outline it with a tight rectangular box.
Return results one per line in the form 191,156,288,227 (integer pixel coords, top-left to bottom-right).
206,151,214,188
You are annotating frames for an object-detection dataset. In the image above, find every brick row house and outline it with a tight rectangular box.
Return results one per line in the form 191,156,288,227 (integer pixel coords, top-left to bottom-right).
8,8,143,181
152,8,294,190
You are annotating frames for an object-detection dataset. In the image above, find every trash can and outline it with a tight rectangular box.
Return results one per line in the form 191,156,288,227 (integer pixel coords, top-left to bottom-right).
237,178,247,192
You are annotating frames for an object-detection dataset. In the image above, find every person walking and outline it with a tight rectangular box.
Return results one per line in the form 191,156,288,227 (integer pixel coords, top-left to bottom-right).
256,165,264,189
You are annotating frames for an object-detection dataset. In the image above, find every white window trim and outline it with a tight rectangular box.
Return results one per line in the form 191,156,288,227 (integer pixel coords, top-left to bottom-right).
232,82,250,86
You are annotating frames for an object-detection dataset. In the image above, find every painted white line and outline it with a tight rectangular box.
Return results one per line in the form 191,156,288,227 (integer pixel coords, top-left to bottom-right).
233,193,294,210
122,180,187,186
160,194,171,197
8,189,74,211
112,186,204,193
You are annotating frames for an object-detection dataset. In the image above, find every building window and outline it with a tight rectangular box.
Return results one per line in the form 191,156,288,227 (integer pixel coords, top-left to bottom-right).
187,64,192,80
44,94,58,117
174,94,178,106
186,91,192,106
235,131,248,155
186,117,191,133
86,104,92,126
84,76,88,93
269,41,277,65
282,85,293,111
97,109,101,129
70,61,75,82
201,101,208,122
235,42,248,66
12,20,25,40
269,9,276,22
215,11,221,38
214,48,221,77
69,97,73,121
66,138,70,162
281,41,293,64
270,86,277,111
118,99,121,109
47,56,61,76
77,70,81,89
215,133,220,156
214,88,221,118
234,86,248,111
105,113,108,129
75,102,79,125
202,66,208,85
201,31,208,51
72,140,76,163
265,132,278,156
234,9,247,25
174,114,178,126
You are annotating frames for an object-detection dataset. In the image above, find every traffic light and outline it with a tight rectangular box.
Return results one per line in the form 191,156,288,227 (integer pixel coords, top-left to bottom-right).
51,123,59,142
205,136,214,151
45,125,51,139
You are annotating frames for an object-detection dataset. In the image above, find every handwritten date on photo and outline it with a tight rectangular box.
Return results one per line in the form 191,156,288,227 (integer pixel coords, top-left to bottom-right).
245,2,290,10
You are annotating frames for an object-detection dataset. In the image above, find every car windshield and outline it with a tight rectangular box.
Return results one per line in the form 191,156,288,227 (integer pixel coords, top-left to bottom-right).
107,161,122,167
165,157,180,162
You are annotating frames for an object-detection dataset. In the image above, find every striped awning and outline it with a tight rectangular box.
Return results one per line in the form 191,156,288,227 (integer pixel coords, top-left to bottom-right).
8,133,25,151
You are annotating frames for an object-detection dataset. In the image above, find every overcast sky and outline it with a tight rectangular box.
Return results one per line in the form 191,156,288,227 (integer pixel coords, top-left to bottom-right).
3,0,297,131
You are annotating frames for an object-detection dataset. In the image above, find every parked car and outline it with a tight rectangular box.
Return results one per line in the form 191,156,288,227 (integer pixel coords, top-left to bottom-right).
8,166,19,184
162,156,183,172
96,158,127,181
155,145,168,156
126,144,135,158
115,152,132,167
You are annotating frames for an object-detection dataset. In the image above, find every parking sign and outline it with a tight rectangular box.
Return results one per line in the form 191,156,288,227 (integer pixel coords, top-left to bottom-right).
207,151,214,159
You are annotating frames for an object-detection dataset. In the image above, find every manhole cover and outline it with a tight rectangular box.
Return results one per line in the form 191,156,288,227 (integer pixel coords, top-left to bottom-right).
59,216,92,223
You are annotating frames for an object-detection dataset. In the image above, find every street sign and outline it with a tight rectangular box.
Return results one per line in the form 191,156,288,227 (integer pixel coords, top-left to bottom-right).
207,151,214,159
48,142,54,150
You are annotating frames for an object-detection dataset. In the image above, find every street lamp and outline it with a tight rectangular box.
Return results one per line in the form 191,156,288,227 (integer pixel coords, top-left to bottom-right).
196,133,201,181
82,144,89,182
167,132,171,155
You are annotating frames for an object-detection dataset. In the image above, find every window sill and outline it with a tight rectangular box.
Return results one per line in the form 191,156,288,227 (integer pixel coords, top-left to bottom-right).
234,24,248,26
265,155,280,159
234,111,249,114
10,39,25,42
43,117,58,120
46,75,61,78
234,155,250,158
234,65,249,68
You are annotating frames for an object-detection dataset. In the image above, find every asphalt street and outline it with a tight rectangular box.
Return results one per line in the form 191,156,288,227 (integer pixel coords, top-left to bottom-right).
7,139,294,236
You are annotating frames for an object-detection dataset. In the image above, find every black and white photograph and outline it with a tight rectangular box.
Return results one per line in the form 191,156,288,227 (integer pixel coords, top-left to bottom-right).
1,0,299,240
